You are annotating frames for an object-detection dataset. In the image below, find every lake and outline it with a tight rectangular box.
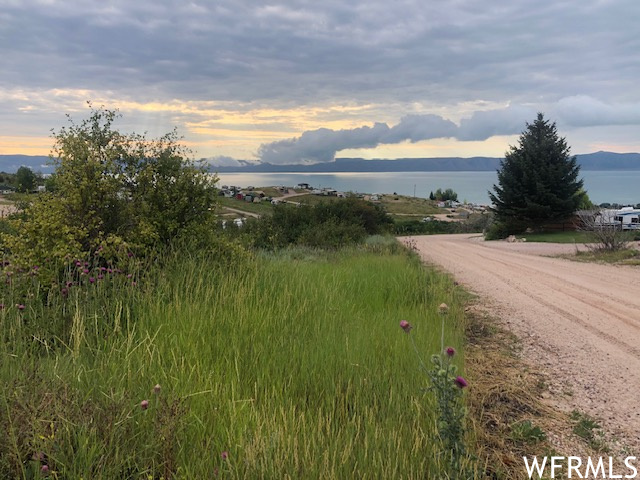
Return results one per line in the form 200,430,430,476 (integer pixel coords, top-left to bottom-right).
216,171,639,206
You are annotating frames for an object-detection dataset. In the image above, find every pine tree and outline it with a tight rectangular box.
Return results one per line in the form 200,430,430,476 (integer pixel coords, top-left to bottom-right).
489,113,583,233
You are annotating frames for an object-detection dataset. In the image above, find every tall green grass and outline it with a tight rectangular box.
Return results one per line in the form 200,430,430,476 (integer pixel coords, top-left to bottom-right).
1,244,469,478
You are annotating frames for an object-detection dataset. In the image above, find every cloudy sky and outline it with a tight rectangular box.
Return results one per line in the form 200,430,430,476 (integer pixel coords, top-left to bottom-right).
1,0,639,165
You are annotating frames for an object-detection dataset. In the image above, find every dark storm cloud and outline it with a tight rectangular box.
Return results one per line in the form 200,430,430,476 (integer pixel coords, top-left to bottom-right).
256,109,535,164
2,0,640,159
2,0,639,106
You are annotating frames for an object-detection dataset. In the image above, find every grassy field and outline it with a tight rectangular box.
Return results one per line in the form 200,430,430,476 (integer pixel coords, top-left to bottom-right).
517,231,595,243
570,248,640,265
380,195,441,216
218,196,274,216
0,242,471,478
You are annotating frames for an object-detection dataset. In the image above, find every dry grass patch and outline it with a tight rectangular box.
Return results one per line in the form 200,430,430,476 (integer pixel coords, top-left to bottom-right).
465,306,609,479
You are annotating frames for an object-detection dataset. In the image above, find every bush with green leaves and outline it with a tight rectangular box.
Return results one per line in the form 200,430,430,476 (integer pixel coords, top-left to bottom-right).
1,106,218,273
244,197,393,249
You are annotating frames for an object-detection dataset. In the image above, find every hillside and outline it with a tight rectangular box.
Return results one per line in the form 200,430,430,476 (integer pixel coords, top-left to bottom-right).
1,151,639,174
208,151,640,173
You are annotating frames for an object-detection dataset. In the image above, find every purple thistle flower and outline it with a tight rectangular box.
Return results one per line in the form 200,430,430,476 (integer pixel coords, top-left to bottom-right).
89,277,96,284
0,304,4,309
399,320,412,333
454,376,468,389
61,287,69,298
221,451,229,460
17,304,25,311
140,399,149,410
41,464,49,475
82,268,89,275
75,261,82,267
97,274,104,280
446,347,456,357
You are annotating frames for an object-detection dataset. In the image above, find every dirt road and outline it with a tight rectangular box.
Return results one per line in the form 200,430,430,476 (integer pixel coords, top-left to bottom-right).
402,234,640,451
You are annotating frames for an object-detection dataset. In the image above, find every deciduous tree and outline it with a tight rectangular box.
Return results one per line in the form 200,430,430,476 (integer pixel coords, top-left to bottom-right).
2,106,218,267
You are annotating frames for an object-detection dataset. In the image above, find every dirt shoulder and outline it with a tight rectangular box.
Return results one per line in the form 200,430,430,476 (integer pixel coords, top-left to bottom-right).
402,234,640,453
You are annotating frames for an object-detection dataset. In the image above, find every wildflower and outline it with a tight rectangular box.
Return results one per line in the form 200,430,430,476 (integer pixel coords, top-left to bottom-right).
82,268,89,275
221,451,229,460
153,384,161,395
445,346,456,357
0,304,4,309
75,261,82,267
399,319,412,333
438,303,449,314
454,376,468,389
41,464,49,475
128,251,134,258
17,304,25,311
89,277,96,284
61,287,69,298
140,399,149,410
127,273,133,279
97,274,104,280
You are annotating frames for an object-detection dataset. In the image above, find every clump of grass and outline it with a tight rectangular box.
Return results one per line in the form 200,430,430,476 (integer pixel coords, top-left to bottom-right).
510,420,547,445
572,248,640,265
570,410,609,452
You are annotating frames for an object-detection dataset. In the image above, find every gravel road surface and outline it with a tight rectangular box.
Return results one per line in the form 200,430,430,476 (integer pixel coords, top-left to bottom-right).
402,234,640,451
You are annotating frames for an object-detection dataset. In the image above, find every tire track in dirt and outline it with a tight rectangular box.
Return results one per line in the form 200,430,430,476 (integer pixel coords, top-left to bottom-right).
402,234,640,451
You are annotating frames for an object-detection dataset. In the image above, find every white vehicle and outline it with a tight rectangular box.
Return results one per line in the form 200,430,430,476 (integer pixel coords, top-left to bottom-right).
595,207,640,230
614,207,640,230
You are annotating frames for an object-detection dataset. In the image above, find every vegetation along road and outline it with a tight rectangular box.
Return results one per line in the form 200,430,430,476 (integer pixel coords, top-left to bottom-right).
402,233,640,451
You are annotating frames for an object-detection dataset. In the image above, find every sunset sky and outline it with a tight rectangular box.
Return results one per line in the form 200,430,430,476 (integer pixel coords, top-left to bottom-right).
1,0,639,165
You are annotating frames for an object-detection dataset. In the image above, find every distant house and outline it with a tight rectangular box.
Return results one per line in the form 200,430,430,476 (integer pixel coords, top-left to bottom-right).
296,183,311,189
36,185,46,193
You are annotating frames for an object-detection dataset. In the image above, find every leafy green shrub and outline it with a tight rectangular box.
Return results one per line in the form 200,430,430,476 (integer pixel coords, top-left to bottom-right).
483,221,512,240
394,219,459,235
244,197,392,249
1,106,218,271
298,218,367,249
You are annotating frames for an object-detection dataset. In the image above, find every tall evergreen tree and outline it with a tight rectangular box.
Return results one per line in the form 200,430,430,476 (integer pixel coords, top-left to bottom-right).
489,113,583,232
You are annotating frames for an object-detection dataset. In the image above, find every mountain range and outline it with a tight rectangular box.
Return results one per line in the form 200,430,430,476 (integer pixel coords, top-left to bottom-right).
1,151,639,174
